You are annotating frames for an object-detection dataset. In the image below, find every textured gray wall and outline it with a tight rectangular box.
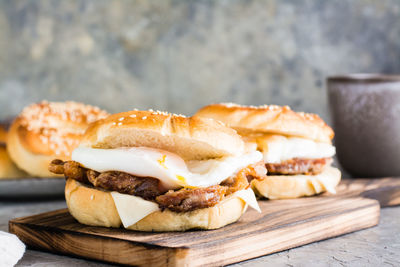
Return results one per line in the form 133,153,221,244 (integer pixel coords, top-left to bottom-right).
0,0,399,122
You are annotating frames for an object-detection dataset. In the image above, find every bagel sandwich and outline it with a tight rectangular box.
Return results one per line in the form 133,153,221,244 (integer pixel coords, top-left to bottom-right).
49,110,267,231
195,103,341,199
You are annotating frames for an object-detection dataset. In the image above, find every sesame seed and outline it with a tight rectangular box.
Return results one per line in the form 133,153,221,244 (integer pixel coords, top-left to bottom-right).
129,114,136,118
221,102,238,108
118,122,123,126
18,101,108,157
118,117,125,121
142,116,147,120
151,110,170,116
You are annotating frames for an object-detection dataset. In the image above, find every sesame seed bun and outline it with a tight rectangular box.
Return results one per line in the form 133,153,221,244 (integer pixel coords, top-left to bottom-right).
195,103,334,143
65,178,248,231
195,103,340,199
80,110,245,160
66,110,248,231
7,101,108,177
251,166,341,199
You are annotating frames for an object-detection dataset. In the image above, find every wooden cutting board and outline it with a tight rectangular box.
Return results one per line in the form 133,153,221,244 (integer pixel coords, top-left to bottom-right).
9,178,400,267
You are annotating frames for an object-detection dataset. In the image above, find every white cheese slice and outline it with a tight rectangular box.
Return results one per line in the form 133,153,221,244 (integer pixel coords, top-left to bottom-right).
325,185,336,194
110,188,261,228
111,192,160,228
315,177,337,194
233,188,261,213
72,147,263,190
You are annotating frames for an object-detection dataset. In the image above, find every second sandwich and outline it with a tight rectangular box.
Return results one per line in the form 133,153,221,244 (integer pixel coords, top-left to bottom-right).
195,103,341,199
49,110,267,231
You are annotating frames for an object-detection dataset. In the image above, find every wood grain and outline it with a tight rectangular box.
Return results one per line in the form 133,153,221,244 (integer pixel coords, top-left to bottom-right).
9,177,400,267
337,178,400,206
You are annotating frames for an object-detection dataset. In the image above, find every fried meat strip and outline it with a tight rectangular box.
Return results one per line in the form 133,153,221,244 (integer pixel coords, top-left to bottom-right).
157,162,267,212
156,185,227,212
265,157,332,175
49,159,163,200
49,159,267,212
86,169,161,200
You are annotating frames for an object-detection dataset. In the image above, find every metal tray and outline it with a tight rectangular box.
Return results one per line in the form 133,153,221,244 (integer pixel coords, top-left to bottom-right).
0,177,65,198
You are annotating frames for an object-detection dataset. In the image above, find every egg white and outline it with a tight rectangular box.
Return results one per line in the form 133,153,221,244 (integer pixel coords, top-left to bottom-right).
72,147,263,226
259,136,336,163
72,146,263,190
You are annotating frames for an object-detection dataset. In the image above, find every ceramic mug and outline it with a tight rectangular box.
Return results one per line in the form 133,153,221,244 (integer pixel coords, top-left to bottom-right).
327,74,400,177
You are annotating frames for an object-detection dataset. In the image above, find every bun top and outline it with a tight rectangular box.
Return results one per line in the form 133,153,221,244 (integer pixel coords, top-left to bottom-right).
195,103,334,143
80,109,245,160
12,101,109,157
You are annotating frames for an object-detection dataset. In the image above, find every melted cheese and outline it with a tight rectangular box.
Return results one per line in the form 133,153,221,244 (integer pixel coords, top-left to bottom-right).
256,135,335,163
72,147,263,190
111,188,260,228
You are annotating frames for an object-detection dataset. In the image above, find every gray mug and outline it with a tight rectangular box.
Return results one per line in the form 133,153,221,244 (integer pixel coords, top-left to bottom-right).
327,74,400,178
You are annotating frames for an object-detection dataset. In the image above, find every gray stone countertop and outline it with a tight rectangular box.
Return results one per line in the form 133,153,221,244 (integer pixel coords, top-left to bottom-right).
1,199,399,267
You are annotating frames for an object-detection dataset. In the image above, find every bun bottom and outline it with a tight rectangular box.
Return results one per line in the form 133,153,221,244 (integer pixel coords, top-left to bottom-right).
252,166,341,199
65,179,248,232
0,146,27,179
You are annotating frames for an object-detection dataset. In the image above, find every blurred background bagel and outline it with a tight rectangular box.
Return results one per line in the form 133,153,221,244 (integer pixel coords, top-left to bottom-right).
6,101,108,177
